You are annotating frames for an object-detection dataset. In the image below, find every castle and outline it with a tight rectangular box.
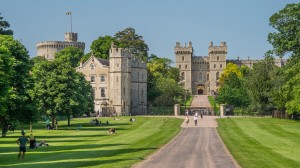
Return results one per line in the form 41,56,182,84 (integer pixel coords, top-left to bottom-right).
175,41,285,96
37,33,147,116
76,43,147,115
36,32,85,60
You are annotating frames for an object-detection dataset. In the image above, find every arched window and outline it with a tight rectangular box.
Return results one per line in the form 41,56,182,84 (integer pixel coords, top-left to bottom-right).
181,72,185,80
216,72,220,80
214,64,216,69
217,56,219,61
199,73,202,81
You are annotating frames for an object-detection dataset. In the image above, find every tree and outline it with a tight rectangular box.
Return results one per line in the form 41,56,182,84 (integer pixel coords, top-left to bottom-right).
0,35,34,137
268,3,300,57
115,27,149,59
0,13,13,35
30,50,94,127
55,46,84,68
216,65,249,109
90,36,118,59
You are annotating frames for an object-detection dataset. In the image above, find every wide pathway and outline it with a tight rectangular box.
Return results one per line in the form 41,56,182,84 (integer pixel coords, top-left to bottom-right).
190,95,212,108
133,116,240,168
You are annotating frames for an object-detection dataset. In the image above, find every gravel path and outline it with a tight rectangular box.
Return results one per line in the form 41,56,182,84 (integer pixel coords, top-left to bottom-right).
133,116,240,168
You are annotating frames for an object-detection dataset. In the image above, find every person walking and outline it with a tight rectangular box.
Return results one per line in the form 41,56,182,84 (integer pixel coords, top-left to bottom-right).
200,112,203,120
194,115,198,126
16,132,29,160
46,119,50,130
185,116,189,126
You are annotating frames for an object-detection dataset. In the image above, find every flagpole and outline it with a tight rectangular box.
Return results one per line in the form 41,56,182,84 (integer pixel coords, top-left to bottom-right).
66,11,72,33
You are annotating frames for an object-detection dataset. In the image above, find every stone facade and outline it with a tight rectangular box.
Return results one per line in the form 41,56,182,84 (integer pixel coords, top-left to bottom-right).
36,32,85,60
175,41,286,96
175,41,227,95
76,43,147,115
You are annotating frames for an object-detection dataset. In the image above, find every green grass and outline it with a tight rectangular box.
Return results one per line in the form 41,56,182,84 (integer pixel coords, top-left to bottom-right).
0,116,182,168
217,117,300,168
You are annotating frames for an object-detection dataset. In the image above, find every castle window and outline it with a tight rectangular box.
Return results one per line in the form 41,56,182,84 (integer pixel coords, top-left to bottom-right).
199,73,203,81
181,72,185,80
90,63,95,70
100,87,106,97
207,73,209,80
220,64,223,68
216,72,220,80
185,65,188,69
217,56,219,61
90,76,96,83
100,75,105,83
92,87,96,97
214,64,216,69
182,56,184,61
179,65,181,69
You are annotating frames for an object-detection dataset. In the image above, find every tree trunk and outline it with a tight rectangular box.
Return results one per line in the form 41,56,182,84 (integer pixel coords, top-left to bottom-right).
51,115,55,128
68,115,70,126
1,120,7,138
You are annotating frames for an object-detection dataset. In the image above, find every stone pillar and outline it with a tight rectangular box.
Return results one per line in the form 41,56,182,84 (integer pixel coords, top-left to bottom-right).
220,104,226,117
174,104,180,116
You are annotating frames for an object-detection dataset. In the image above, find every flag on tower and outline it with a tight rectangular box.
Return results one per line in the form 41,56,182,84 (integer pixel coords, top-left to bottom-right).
66,11,72,15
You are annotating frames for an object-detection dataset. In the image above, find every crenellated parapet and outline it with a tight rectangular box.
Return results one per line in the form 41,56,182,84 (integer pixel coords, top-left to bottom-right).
174,41,193,54
208,42,227,54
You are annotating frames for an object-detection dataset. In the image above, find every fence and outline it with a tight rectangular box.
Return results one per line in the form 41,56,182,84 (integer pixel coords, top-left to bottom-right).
148,106,174,115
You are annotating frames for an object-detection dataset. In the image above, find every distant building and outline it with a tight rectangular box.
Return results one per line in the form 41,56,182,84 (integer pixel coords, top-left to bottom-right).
76,43,147,115
36,32,85,60
175,41,286,96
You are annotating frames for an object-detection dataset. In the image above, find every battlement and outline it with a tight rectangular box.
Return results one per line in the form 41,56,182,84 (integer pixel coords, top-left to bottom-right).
174,41,193,54
208,42,227,54
65,32,78,42
109,42,131,58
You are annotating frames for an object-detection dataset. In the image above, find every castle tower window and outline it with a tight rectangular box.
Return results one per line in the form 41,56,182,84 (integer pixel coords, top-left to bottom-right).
181,72,185,80
214,64,216,69
217,56,219,61
182,56,184,61
216,72,220,80
207,73,209,81
199,73,202,81
90,76,96,83
185,65,188,69
179,65,181,69
220,64,223,68
100,75,105,83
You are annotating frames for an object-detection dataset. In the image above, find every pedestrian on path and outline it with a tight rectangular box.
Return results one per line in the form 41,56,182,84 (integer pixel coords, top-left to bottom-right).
194,115,198,126
200,112,203,120
185,116,189,126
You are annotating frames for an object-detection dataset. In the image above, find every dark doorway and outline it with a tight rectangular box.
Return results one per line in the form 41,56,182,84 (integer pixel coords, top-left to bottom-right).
198,89,204,95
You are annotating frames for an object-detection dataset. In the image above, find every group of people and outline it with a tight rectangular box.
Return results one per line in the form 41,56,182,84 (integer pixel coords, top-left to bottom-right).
16,132,49,160
185,110,204,126
90,119,109,126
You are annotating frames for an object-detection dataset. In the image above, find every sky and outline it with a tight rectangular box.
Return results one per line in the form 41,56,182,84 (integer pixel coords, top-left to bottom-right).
1,0,299,61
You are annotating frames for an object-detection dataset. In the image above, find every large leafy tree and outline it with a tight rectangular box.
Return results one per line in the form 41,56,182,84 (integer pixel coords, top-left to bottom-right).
216,64,249,108
268,3,300,58
30,49,94,127
0,13,13,35
55,46,84,68
246,56,277,115
90,36,118,59
147,54,184,106
0,35,34,137
115,27,149,59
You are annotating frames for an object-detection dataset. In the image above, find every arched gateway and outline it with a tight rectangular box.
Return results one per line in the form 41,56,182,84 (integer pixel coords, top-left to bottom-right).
197,84,205,95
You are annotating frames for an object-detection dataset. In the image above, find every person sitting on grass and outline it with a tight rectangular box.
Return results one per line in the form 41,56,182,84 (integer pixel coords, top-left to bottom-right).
109,128,116,134
35,140,49,148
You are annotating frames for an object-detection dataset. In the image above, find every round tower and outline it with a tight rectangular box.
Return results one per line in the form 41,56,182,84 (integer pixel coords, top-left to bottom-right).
36,32,85,60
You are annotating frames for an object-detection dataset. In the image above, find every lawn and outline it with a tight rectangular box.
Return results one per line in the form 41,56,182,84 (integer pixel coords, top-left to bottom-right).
0,116,182,168
217,117,300,168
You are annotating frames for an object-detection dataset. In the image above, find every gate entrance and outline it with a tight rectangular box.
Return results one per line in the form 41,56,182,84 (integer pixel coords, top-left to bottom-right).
197,84,205,95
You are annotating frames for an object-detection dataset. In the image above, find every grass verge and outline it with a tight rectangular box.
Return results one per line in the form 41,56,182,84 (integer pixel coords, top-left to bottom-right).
0,116,182,168
217,117,300,168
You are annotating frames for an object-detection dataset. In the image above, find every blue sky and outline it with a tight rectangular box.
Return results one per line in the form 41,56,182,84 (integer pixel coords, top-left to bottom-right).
1,0,299,61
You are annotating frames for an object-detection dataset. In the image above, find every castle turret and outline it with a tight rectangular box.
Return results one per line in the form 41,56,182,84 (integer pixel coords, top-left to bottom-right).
208,42,227,95
175,41,193,92
36,32,85,60
109,43,131,115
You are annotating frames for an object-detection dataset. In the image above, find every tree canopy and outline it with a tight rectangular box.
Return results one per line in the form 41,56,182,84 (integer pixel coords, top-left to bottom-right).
0,13,13,35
